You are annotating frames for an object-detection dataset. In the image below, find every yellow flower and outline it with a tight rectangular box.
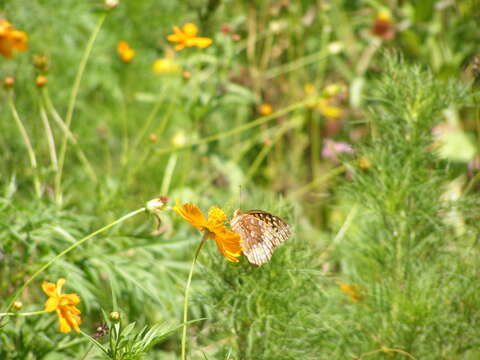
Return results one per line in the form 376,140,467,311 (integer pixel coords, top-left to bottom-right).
339,282,362,302
42,278,82,334
173,202,242,262
317,98,343,119
258,103,273,116
303,83,316,95
0,19,28,58
153,57,181,74
117,41,135,63
167,23,212,51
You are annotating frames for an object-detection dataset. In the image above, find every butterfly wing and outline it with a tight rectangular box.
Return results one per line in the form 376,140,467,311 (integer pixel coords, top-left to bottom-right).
231,210,291,266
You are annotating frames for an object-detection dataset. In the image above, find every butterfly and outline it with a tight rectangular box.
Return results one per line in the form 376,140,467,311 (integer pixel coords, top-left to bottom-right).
230,209,291,266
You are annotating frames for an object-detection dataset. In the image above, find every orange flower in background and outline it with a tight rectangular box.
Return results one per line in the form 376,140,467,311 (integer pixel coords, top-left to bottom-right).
339,282,362,302
167,23,212,51
258,103,273,116
173,202,242,262
117,41,135,63
0,19,28,58
42,278,82,333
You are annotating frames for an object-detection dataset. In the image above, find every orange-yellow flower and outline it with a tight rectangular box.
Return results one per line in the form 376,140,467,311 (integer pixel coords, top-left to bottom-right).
258,103,273,116
173,202,242,262
117,41,135,63
167,23,212,51
153,57,181,74
0,19,28,58
339,282,362,302
42,278,81,334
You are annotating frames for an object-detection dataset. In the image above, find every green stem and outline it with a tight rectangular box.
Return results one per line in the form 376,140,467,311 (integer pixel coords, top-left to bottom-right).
0,310,46,317
7,94,42,198
55,13,106,204
4,207,145,312
43,89,97,182
181,233,208,360
39,97,58,171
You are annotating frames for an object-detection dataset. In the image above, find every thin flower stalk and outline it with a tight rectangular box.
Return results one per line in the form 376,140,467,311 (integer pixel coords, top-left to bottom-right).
181,233,208,360
55,13,106,204
7,94,42,197
4,207,146,312
42,89,97,182
0,310,46,317
39,98,58,171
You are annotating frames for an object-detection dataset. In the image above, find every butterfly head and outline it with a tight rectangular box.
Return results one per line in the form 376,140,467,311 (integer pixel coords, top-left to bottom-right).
233,209,244,218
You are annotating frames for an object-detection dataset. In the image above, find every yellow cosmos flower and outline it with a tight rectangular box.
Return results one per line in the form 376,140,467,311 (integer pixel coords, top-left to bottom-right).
117,41,135,63
167,23,212,51
153,57,181,74
258,103,273,116
42,278,82,334
317,98,343,119
0,19,28,58
173,202,242,262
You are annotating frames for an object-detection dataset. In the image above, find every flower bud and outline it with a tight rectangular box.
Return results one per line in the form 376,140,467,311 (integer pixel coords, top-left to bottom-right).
109,311,120,322
4,76,15,89
149,133,158,143
36,75,48,87
146,196,168,215
13,301,23,310
105,0,119,9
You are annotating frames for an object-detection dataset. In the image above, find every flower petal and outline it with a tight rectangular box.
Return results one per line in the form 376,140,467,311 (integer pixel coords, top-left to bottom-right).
174,43,186,51
188,37,212,48
44,297,59,312
57,311,72,333
56,278,66,295
167,33,183,43
10,30,27,51
173,202,208,230
213,229,242,262
62,293,81,305
42,281,57,297
182,23,198,37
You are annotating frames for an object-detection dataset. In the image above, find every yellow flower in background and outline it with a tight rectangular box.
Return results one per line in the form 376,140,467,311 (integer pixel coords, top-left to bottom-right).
173,202,242,262
317,98,342,119
339,282,362,302
0,19,28,58
303,83,316,95
153,57,181,74
258,103,273,116
42,278,82,333
117,41,135,63
167,23,212,51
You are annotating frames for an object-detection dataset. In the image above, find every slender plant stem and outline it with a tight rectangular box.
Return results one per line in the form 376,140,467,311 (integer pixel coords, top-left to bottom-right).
181,233,208,360
43,89,97,182
4,207,145,312
7,94,42,198
0,310,46,317
39,98,58,171
131,84,171,152
55,13,106,204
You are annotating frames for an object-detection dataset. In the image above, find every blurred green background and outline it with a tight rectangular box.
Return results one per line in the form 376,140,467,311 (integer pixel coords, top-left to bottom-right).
1,0,480,359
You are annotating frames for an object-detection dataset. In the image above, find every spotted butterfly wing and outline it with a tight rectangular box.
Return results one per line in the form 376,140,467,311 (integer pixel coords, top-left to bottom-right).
230,209,291,266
